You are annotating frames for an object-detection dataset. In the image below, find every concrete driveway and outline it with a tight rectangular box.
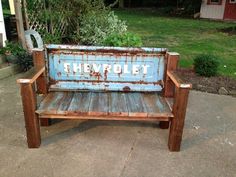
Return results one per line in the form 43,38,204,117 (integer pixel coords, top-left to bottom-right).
0,73,235,177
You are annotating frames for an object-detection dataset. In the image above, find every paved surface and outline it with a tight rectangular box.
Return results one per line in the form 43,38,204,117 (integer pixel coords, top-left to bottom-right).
0,73,236,177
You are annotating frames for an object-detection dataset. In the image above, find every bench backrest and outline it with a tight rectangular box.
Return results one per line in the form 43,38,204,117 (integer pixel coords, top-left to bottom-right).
46,45,167,92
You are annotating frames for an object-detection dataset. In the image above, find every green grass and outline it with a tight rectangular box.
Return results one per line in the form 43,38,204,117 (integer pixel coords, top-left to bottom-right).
115,9,236,78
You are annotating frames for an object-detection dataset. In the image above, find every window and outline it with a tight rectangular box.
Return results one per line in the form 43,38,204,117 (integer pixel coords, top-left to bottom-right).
207,0,222,5
230,0,236,3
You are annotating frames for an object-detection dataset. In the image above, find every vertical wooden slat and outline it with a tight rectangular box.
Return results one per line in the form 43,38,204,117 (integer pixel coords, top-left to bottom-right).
20,83,41,148
109,92,128,116
89,92,109,116
126,93,147,117
32,49,49,126
161,52,179,129
68,92,91,114
168,87,190,151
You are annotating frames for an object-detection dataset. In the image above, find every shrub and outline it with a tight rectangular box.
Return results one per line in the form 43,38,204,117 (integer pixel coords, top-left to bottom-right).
193,54,220,77
102,32,142,47
0,42,33,71
78,11,127,45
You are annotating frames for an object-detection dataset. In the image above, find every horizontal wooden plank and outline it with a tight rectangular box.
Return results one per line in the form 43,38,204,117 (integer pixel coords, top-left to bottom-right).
36,91,173,119
17,67,45,84
167,71,192,89
39,114,170,121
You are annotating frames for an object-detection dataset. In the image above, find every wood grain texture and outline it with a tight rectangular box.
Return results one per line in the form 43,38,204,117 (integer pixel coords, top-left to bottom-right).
37,91,173,119
167,71,192,88
126,92,148,117
39,114,169,121
20,83,41,148
67,92,91,115
88,92,109,116
142,93,173,117
109,92,128,116
163,53,179,97
17,67,45,84
168,87,190,152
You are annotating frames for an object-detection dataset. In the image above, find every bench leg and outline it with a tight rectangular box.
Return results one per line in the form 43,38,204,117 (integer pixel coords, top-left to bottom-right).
168,88,189,152
40,118,51,126
159,121,169,129
20,84,41,148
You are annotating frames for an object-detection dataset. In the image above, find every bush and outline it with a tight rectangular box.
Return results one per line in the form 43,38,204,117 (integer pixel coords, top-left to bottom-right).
103,32,142,47
193,54,220,77
78,11,127,45
0,42,33,71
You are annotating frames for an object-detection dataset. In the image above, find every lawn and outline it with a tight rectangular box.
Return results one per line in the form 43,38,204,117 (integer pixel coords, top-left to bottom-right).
115,9,236,78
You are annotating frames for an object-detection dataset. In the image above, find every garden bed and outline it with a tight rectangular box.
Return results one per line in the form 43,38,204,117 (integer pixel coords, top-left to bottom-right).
177,68,236,96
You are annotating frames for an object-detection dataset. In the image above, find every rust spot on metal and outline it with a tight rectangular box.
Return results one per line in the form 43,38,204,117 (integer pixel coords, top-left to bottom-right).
123,86,131,92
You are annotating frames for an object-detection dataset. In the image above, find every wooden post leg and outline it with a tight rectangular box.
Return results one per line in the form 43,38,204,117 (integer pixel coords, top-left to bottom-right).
32,49,50,127
20,83,41,148
159,121,169,129
168,88,189,151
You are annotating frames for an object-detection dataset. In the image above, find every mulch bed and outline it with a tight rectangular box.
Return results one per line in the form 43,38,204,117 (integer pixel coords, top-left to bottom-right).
176,68,236,96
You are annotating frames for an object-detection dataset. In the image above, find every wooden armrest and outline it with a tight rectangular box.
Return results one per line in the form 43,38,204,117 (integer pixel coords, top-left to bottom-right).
17,67,45,84
167,71,192,89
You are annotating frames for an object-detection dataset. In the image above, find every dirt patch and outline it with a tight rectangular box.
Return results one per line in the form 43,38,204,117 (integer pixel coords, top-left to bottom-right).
176,68,236,96
218,26,236,36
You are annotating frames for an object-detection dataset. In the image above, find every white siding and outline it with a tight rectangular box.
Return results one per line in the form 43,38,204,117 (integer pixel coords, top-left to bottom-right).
0,0,7,46
200,0,226,19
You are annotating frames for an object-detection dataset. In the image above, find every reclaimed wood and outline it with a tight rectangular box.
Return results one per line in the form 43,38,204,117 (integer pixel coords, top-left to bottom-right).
163,52,179,97
165,97,174,111
17,67,45,84
126,92,148,117
109,92,128,117
20,83,41,148
168,87,190,151
88,92,109,116
167,71,192,89
36,92,173,119
67,92,91,115
39,115,169,121
32,49,49,126
142,93,173,118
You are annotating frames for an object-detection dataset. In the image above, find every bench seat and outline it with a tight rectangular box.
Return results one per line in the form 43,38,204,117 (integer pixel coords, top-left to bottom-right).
36,92,173,121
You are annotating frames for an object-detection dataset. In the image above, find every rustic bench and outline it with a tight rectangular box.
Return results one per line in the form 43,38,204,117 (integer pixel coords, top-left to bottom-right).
17,45,192,151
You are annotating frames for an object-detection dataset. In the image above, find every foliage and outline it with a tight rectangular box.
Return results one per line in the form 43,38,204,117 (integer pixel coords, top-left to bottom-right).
193,54,220,77
25,0,127,45
116,9,236,78
78,11,127,45
103,32,142,47
0,42,33,71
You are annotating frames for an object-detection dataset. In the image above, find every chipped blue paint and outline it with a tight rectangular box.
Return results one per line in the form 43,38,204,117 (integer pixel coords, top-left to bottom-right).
46,45,166,91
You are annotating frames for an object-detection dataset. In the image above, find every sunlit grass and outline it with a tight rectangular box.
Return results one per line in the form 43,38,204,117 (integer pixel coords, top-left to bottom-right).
116,9,236,78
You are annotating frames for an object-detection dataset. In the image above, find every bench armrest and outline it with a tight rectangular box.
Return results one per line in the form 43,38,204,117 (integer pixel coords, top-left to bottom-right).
17,67,45,84
167,71,192,89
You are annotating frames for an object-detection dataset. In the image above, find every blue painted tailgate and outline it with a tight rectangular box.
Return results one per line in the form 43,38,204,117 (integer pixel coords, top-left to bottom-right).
46,45,167,91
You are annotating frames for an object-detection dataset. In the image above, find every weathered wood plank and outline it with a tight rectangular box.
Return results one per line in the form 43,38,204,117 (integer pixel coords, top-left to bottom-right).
20,83,41,148
67,92,91,115
40,114,169,121
109,92,128,116
36,92,64,114
168,88,190,151
17,67,45,84
126,93,147,117
89,92,109,116
56,92,74,114
142,93,173,117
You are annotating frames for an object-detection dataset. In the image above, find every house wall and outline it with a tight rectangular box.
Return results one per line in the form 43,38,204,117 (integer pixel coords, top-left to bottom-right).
224,0,236,20
0,1,7,46
200,0,226,19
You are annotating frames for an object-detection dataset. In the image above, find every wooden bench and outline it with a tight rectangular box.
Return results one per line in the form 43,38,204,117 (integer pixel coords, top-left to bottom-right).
17,45,192,151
